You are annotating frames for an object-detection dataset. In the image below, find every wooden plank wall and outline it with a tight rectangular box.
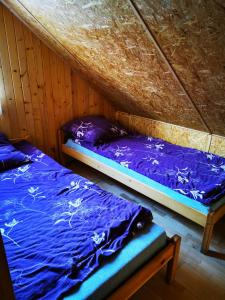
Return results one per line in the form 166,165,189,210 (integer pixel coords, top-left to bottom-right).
0,4,115,159
71,71,116,120
116,111,225,157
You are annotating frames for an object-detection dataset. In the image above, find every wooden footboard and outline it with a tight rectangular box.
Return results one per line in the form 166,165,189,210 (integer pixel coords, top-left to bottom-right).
0,232,180,300
10,135,30,144
108,235,181,300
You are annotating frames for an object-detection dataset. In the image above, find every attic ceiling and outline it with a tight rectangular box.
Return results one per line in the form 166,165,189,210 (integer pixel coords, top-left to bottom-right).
2,0,225,135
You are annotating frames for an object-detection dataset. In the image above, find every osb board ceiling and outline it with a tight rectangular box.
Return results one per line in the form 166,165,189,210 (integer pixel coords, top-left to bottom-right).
134,0,225,135
2,1,225,135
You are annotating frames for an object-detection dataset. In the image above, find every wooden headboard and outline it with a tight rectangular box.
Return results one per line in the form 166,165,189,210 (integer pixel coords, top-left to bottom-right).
9,135,30,144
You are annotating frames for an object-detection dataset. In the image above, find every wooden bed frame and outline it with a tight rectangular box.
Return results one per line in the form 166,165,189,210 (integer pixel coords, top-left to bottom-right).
59,129,225,258
0,231,180,300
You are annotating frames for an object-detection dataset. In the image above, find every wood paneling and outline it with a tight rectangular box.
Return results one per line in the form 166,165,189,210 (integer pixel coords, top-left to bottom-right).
116,111,225,157
0,4,115,159
71,71,115,120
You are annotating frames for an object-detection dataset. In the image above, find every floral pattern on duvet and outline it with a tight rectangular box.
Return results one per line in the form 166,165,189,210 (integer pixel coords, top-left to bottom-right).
76,134,225,205
0,142,152,300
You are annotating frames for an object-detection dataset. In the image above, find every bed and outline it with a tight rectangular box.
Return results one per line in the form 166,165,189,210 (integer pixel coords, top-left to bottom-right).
59,116,225,256
0,136,180,300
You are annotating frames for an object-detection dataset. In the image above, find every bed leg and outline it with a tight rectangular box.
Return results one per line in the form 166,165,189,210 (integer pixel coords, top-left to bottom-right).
201,215,214,254
59,152,69,167
166,235,181,284
57,129,68,166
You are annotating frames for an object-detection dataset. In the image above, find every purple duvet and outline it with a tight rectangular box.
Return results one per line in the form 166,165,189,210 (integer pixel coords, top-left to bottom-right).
0,141,152,300
75,134,225,205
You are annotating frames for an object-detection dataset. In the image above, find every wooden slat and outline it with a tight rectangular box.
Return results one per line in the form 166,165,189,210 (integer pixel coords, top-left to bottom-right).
23,26,43,146
63,64,73,122
0,57,11,135
3,6,27,137
32,35,48,152
50,52,61,159
13,15,35,142
88,84,103,116
57,57,66,127
75,73,89,117
40,42,57,158
71,70,116,119
0,5,19,137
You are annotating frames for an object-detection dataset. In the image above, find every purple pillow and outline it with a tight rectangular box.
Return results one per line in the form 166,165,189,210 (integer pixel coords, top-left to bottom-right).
0,133,30,172
63,116,128,145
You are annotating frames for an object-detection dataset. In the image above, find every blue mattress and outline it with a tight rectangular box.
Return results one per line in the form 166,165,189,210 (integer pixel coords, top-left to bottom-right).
65,140,225,215
65,222,167,300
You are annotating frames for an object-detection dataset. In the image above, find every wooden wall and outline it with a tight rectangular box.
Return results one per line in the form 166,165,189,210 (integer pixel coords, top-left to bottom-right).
71,71,116,120
0,4,115,159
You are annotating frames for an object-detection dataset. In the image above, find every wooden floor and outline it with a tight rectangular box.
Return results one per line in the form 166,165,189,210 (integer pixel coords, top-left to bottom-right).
70,161,225,300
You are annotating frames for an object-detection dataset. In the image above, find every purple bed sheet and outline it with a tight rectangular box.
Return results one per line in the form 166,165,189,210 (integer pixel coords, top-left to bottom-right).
0,141,152,300
74,134,225,205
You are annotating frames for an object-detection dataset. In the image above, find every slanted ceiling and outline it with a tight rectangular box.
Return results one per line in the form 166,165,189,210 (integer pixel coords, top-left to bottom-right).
2,0,225,135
